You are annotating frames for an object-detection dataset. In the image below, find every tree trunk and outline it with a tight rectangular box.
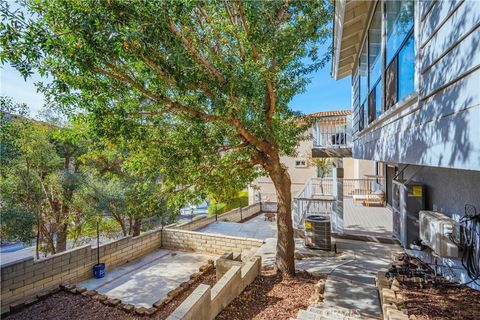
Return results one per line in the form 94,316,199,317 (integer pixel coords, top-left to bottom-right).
56,224,68,252
268,158,295,276
131,219,141,236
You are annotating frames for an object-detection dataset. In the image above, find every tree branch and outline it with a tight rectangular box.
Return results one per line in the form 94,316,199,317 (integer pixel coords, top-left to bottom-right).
167,18,225,84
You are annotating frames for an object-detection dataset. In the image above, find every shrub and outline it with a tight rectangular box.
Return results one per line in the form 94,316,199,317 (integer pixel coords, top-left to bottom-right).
208,191,248,215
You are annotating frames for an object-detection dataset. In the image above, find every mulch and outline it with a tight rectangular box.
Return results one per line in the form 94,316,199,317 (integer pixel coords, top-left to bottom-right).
397,282,480,320
5,269,217,320
216,267,323,320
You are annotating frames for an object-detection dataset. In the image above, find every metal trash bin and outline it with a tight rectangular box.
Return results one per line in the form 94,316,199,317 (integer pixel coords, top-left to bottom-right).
304,215,331,250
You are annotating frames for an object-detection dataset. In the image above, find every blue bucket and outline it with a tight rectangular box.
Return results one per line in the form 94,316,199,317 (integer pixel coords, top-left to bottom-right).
93,263,106,279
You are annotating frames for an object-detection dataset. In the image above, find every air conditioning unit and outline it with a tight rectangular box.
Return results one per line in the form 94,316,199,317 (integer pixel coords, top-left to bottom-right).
419,210,461,258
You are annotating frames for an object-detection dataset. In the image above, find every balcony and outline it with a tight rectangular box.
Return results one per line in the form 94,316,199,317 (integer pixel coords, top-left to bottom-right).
311,113,352,158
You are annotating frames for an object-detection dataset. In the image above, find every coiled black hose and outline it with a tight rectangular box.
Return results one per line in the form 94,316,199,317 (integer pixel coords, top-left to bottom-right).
460,204,480,286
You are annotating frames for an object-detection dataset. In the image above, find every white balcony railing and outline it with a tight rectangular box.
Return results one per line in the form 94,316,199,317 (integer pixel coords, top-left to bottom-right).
291,176,385,230
312,115,352,148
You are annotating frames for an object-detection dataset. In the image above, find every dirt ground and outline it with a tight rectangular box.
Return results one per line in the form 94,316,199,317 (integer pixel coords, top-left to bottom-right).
216,267,323,320
5,269,217,320
397,282,480,320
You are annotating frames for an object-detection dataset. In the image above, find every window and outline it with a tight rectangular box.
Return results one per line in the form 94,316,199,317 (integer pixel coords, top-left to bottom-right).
368,4,382,123
359,44,368,132
386,0,414,65
398,33,415,100
385,0,414,108
357,0,415,131
295,160,307,168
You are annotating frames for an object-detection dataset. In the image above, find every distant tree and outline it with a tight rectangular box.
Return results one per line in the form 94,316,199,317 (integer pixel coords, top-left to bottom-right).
0,97,89,255
1,0,332,275
307,153,331,194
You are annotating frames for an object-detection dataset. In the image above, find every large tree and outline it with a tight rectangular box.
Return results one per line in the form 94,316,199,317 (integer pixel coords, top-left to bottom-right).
1,0,332,275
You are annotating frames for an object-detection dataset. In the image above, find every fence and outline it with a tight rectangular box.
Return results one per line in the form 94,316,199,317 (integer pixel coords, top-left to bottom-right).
291,177,385,230
169,202,277,231
312,115,352,148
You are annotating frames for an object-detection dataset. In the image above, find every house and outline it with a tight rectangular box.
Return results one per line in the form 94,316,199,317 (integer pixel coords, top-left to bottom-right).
248,110,375,204
331,0,480,286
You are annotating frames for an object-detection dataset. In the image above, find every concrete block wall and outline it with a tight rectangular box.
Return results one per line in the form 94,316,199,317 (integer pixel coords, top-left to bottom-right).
167,256,262,320
162,229,264,255
0,228,162,314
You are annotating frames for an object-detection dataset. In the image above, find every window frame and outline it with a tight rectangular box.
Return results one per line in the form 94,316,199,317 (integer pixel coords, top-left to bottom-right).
357,0,415,132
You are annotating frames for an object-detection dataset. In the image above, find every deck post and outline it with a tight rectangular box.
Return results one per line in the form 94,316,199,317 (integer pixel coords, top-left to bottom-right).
333,160,344,232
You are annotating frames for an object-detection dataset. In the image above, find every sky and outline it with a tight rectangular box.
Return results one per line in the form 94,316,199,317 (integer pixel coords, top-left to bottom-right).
1,43,352,118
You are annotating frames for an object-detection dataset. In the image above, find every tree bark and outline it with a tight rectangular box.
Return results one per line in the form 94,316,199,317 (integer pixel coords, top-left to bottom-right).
56,224,68,252
131,219,141,236
268,157,295,276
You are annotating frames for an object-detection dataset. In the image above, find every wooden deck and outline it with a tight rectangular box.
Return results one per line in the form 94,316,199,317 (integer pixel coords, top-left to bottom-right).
342,198,393,239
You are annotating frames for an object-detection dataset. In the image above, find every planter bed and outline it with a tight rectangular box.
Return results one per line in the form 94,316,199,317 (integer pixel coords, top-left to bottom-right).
5,267,216,320
216,266,324,320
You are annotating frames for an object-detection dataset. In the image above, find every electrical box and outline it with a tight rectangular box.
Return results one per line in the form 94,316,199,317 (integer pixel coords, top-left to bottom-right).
392,180,426,249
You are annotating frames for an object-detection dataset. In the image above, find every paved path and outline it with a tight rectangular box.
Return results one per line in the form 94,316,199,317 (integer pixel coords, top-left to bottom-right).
194,207,399,318
79,249,216,307
295,239,402,319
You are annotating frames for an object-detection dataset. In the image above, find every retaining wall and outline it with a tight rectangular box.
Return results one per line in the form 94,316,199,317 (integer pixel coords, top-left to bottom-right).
167,256,262,320
0,228,162,314
171,202,263,231
162,229,264,255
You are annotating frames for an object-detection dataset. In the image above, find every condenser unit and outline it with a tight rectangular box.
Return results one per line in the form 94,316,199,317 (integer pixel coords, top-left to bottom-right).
419,210,461,258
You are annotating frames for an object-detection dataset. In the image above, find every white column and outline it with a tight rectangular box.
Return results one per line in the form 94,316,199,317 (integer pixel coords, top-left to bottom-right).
332,159,344,233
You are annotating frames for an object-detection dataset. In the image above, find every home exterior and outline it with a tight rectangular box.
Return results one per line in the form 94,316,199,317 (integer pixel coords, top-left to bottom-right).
248,110,375,204
332,0,480,287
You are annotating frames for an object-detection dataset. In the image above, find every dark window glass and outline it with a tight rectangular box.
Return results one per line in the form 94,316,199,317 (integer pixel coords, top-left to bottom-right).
368,89,376,124
398,33,415,100
368,5,382,89
386,0,414,64
385,56,398,110
359,103,365,131
375,82,382,118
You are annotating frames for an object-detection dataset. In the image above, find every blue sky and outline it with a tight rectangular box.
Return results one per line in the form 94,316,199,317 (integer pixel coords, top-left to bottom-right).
1,44,352,117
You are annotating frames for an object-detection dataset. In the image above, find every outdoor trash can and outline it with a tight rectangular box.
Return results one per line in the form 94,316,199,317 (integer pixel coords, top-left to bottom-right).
93,263,106,279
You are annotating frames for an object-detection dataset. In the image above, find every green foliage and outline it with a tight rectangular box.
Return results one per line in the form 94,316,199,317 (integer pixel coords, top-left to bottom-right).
208,190,248,215
0,206,36,244
307,153,331,178
1,0,333,272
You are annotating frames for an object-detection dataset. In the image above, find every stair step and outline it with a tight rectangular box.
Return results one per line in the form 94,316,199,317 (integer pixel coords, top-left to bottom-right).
306,306,378,319
297,310,327,320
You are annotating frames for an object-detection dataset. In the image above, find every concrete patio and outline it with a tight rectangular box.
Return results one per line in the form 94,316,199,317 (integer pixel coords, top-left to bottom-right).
79,249,216,307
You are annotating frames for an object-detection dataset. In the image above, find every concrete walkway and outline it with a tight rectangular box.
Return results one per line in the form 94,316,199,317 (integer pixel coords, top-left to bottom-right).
198,209,400,318
79,249,216,307
295,239,402,319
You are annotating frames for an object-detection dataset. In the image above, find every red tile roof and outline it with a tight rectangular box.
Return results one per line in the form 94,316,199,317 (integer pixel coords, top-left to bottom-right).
306,109,352,118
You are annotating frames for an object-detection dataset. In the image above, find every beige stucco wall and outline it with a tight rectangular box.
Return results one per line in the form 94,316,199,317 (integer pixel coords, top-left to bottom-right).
248,131,375,204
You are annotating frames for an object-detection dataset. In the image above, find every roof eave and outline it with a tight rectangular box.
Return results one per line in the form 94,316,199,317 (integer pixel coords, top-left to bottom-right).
331,0,346,80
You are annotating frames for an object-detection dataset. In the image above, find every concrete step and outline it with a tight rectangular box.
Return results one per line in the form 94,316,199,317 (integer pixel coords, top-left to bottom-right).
323,276,382,318
297,310,327,320
297,308,373,320
307,305,379,319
